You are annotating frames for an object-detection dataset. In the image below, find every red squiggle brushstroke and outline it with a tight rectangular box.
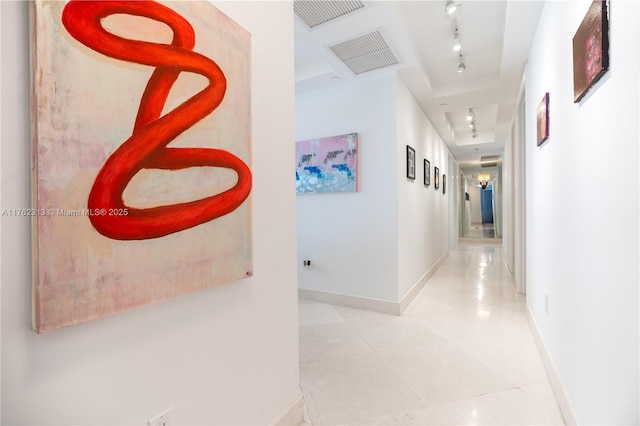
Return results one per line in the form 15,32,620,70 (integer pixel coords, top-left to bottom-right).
61,1,252,240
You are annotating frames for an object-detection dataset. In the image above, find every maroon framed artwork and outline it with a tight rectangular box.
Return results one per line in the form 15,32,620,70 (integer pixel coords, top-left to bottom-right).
573,0,609,103
537,92,549,146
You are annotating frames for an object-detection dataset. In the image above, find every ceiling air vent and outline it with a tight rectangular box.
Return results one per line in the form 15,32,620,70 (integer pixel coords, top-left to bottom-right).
294,0,365,29
328,31,399,75
481,156,500,167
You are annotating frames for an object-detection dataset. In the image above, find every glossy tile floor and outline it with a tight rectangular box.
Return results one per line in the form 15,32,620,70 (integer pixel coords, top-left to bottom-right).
463,223,496,239
298,244,565,425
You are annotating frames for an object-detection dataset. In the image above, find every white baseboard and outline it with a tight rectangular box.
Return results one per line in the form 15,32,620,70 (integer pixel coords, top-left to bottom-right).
298,288,400,315
299,252,449,316
272,395,305,426
398,251,448,314
504,258,515,275
458,237,503,244
526,307,578,425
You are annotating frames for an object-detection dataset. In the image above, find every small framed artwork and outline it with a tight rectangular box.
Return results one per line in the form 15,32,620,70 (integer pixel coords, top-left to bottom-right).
296,133,358,194
424,159,431,186
434,167,440,190
443,174,446,194
537,92,550,146
573,0,609,103
406,145,416,180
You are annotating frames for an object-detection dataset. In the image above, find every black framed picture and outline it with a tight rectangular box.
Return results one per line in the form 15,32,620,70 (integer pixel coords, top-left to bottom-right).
406,145,415,180
434,167,439,189
424,159,430,186
443,174,446,194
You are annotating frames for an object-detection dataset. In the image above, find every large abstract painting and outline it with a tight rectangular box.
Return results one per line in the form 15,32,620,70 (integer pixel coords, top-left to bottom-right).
296,133,358,194
31,1,252,332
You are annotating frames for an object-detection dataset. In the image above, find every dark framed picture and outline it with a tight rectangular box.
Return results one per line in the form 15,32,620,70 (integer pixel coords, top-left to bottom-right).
573,0,609,103
424,159,430,186
465,192,470,201
537,92,550,146
443,174,446,194
406,145,415,180
434,167,439,190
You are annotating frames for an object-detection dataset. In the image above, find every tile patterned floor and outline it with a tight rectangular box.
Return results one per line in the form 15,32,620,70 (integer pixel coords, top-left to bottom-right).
298,244,565,425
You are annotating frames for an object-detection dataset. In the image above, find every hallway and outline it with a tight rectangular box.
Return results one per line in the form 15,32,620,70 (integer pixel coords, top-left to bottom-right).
298,244,565,425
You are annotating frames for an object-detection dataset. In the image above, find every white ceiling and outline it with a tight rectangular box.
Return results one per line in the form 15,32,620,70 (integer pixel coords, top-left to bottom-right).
294,0,544,173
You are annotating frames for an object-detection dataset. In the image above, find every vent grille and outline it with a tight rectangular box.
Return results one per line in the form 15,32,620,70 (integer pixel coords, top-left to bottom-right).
294,0,365,29
328,31,399,75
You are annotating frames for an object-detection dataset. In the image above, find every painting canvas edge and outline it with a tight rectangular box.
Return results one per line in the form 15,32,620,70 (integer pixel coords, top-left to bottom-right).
30,1,41,332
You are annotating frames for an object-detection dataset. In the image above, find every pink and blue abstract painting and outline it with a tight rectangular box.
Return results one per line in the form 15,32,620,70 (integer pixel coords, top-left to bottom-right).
296,133,358,194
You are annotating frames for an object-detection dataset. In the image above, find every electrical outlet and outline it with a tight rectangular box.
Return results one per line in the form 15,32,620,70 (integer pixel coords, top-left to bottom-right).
148,407,174,426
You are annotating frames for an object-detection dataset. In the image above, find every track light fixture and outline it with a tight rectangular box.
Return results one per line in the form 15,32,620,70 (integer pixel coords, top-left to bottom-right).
445,0,457,15
466,108,478,138
448,8,465,74
452,29,461,51
466,108,474,121
457,54,466,73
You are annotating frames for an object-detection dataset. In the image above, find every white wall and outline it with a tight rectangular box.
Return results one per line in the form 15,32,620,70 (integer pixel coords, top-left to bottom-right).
503,91,527,288
396,78,450,300
513,93,527,294
296,74,451,305
494,166,502,237
1,1,301,424
448,155,459,248
461,175,471,235
525,0,639,423
296,72,398,302
469,185,482,224
504,121,515,272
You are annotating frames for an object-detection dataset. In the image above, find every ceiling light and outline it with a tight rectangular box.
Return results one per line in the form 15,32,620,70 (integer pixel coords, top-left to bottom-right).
478,173,489,189
452,31,461,51
457,54,466,73
466,108,474,121
445,0,457,15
